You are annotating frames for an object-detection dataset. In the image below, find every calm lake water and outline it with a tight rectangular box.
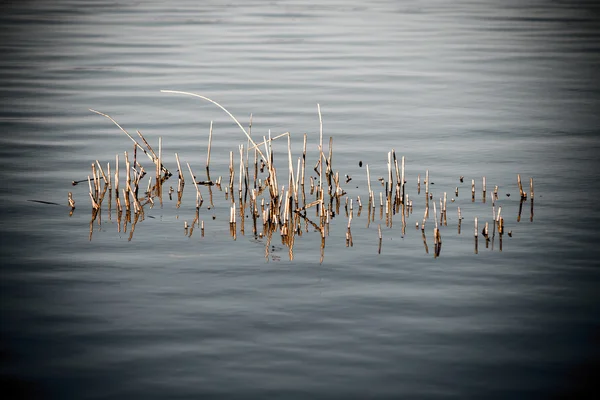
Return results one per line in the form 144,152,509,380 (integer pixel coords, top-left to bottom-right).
2,1,600,398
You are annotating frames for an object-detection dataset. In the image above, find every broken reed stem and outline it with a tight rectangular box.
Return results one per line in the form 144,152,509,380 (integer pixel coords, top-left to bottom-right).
518,174,524,198
87,175,99,209
68,191,75,209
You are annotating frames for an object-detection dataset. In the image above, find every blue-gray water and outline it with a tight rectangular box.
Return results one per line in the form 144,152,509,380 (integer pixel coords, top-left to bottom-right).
1,1,600,398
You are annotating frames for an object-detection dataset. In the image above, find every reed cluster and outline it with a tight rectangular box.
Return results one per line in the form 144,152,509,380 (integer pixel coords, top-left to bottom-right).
70,91,536,261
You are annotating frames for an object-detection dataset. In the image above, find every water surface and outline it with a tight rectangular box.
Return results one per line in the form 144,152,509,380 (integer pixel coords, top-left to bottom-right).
1,1,600,398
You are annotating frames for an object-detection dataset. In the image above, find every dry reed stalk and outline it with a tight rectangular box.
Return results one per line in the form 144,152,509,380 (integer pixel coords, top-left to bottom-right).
530,180,534,222
89,109,170,174
160,90,267,163
455,186,458,197
457,207,462,234
517,174,524,198
443,192,447,214
90,163,98,197
529,177,534,199
136,130,158,163
156,137,163,205
417,174,421,194
186,162,203,206
68,191,75,210
106,162,111,190
474,217,479,254
114,154,119,199
433,201,438,234
482,176,487,200
287,136,294,199
393,150,399,187
301,133,307,187
175,153,184,192
295,157,301,204
387,152,392,199
471,179,475,202
239,145,244,198
133,144,138,177
88,172,100,210
247,113,252,169
124,150,131,200
401,156,405,202
327,136,333,196
425,169,429,195
228,151,234,195
295,199,320,213
250,132,290,153
95,160,108,185
318,104,323,206
366,164,372,199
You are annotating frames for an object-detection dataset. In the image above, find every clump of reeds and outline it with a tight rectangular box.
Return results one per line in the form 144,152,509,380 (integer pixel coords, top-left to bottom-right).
70,90,536,260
